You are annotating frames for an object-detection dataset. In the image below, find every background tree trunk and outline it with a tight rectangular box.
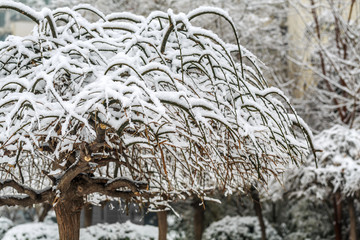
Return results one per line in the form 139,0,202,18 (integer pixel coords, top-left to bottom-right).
333,192,342,240
251,185,266,240
38,203,52,222
193,199,205,240
84,204,93,227
157,210,167,240
348,196,357,240
54,200,82,240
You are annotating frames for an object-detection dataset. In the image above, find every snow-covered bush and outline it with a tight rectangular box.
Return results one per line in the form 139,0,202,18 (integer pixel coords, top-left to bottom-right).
80,221,158,240
2,222,58,240
0,217,14,239
287,125,360,199
202,215,281,240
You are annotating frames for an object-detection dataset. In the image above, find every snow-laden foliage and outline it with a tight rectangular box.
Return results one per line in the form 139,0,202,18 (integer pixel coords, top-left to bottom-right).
202,215,281,240
0,2,313,209
81,221,159,240
278,125,360,200
2,222,59,240
0,217,14,239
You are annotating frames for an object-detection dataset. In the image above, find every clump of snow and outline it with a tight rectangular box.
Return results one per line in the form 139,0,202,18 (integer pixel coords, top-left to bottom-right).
0,217,14,239
202,215,281,240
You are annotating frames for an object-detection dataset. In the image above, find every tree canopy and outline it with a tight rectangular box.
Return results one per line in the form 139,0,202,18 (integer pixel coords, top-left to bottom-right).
0,2,314,239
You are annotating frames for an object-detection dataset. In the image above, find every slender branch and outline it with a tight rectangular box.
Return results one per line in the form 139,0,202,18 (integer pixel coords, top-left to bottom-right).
0,2,40,24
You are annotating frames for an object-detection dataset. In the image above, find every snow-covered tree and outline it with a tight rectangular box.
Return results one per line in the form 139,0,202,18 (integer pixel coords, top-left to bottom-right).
289,0,360,130
280,1,360,239
278,125,360,239
0,2,314,240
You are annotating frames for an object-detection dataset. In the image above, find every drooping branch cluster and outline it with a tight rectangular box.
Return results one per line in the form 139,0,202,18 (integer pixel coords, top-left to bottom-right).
0,2,313,207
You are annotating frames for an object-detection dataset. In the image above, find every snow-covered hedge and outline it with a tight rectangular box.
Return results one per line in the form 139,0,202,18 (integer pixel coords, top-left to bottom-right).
0,217,13,239
202,216,281,240
81,221,158,240
2,222,58,240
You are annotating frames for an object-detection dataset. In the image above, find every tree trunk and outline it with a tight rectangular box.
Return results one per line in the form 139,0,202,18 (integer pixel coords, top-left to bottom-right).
84,204,93,227
348,196,357,240
193,199,205,240
38,203,52,222
251,185,266,240
333,192,342,240
54,200,82,240
157,211,167,240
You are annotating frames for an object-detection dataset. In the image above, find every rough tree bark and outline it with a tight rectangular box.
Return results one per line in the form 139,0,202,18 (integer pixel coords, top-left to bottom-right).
251,185,266,240
193,199,205,240
157,210,168,240
348,196,357,240
54,193,84,240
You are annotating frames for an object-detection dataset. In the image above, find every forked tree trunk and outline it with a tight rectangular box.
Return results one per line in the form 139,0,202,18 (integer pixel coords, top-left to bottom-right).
157,211,167,240
193,199,205,240
251,185,266,240
348,196,357,240
54,200,83,240
333,192,342,240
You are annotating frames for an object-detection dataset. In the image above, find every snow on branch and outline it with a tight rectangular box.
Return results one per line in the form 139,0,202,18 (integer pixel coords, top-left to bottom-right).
276,125,360,201
0,3,314,207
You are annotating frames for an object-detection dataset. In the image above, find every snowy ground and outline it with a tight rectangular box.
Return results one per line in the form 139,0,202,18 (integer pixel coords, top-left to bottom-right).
0,215,279,240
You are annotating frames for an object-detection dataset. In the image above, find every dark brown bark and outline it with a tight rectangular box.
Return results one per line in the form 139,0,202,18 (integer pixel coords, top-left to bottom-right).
54,199,83,240
157,211,167,240
251,185,266,240
193,199,205,240
84,204,93,227
348,196,357,240
333,192,342,240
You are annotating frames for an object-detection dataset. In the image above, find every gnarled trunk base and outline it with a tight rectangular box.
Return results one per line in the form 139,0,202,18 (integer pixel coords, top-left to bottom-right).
54,200,82,240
